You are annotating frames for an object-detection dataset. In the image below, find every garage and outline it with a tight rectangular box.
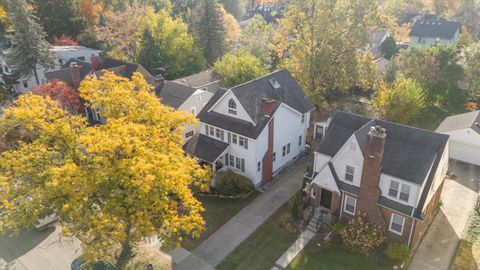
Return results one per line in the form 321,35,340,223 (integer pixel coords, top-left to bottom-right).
436,111,480,166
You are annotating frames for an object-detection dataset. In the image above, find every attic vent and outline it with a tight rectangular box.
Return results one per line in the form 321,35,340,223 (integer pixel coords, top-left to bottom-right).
269,78,281,89
420,21,424,24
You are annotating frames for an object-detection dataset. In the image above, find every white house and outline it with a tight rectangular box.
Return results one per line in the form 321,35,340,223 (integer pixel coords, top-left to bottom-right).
183,69,315,187
0,42,101,93
409,18,461,47
156,81,215,140
436,110,480,166
307,111,449,248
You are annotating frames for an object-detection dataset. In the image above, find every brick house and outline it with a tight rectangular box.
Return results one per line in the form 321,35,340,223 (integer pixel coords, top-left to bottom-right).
306,111,449,248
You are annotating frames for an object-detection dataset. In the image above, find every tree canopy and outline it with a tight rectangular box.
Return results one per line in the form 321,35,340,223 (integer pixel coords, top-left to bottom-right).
273,0,387,106
0,72,211,269
194,0,227,64
374,78,426,125
214,51,269,88
462,42,480,100
240,15,274,68
34,0,86,38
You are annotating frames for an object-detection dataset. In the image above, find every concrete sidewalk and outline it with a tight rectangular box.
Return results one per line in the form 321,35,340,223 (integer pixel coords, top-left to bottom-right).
174,158,308,269
272,229,316,270
410,161,479,270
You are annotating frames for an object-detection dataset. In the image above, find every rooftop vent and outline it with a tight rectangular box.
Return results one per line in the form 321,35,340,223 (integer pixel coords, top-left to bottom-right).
269,78,281,89
70,62,78,67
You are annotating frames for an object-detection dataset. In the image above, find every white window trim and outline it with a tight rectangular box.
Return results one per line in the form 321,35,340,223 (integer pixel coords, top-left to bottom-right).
343,195,356,216
389,213,405,236
388,179,411,203
345,165,355,182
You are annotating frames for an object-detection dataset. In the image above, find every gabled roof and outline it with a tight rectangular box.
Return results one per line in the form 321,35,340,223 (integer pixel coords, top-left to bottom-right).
197,69,313,139
44,59,92,85
231,69,315,125
183,134,229,164
409,19,461,39
157,81,197,109
318,111,449,185
174,70,219,89
436,111,480,135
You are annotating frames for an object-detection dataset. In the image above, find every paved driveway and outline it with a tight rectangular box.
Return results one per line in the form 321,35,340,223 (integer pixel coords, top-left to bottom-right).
0,226,81,270
172,158,309,269
410,161,480,270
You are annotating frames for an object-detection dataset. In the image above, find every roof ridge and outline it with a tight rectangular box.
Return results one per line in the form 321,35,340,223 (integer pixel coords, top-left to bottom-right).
230,68,287,90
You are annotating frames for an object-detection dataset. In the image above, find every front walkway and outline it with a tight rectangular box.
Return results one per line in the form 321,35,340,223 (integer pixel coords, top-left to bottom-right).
410,161,480,270
271,230,316,270
172,158,309,269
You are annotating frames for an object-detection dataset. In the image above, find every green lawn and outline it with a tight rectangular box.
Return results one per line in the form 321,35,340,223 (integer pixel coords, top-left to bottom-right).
180,192,259,251
452,199,480,270
217,195,300,270
287,235,393,270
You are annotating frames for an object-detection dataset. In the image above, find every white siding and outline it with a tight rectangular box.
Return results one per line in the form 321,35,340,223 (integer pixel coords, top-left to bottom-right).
440,128,480,166
178,90,214,140
410,31,459,47
314,152,331,172
331,136,364,187
210,91,254,124
379,174,421,208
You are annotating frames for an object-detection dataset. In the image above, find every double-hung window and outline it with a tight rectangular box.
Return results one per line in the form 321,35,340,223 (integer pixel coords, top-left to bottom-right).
345,165,354,182
235,157,241,170
273,152,276,162
229,155,234,167
228,99,237,115
232,134,238,144
389,213,405,235
209,126,214,136
298,135,302,146
344,195,356,215
389,180,399,197
215,128,221,139
257,162,261,172
282,146,286,157
389,180,411,203
239,136,248,149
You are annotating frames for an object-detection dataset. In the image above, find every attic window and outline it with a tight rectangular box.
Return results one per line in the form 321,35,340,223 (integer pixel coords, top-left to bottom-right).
269,78,281,89
228,99,237,115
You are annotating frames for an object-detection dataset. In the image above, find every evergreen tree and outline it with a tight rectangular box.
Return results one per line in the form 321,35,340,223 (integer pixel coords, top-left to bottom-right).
195,0,227,64
35,0,86,38
4,0,54,85
137,28,159,75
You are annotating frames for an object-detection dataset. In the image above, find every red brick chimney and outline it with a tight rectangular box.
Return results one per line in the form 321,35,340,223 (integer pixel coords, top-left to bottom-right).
70,63,81,89
357,125,387,228
91,55,101,71
262,98,276,116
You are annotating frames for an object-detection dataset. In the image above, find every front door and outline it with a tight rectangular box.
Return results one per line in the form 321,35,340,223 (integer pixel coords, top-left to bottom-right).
320,189,332,209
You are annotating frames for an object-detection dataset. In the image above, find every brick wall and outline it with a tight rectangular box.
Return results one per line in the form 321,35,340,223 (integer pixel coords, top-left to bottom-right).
262,118,274,184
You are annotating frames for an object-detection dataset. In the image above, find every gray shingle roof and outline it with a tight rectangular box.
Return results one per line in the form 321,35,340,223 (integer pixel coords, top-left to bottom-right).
319,111,448,185
409,19,461,39
436,110,480,135
183,134,229,163
157,81,197,109
174,70,219,88
198,69,313,139
231,69,315,125
44,59,92,85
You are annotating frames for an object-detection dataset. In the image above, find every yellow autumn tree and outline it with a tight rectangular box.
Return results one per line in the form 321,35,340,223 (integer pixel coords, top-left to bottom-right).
0,72,210,269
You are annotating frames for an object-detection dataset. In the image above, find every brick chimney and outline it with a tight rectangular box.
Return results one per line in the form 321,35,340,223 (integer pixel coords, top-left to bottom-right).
91,55,101,71
357,125,387,228
154,75,165,90
70,64,81,89
262,98,276,116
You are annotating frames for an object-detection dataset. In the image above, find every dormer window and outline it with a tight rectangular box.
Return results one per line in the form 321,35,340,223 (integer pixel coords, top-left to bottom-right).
228,99,237,115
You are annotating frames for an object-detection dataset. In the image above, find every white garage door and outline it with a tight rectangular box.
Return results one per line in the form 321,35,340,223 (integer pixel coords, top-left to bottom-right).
450,141,480,166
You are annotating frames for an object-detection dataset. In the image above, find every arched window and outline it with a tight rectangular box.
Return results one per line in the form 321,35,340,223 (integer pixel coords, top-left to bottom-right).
228,99,237,115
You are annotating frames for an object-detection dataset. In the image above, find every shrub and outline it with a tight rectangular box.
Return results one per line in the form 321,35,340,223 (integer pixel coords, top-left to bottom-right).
331,220,347,235
215,170,253,195
291,192,303,219
339,212,386,254
385,242,411,264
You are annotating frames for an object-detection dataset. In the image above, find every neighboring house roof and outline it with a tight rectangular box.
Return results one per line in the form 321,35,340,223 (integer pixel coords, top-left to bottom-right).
44,57,161,90
317,111,449,220
157,81,197,109
436,110,480,135
174,70,219,89
198,69,314,139
370,29,389,45
183,134,229,163
44,59,92,85
409,19,461,39
318,111,448,185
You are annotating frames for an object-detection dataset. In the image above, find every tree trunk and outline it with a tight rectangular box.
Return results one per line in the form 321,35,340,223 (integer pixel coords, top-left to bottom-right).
33,67,40,86
115,224,133,270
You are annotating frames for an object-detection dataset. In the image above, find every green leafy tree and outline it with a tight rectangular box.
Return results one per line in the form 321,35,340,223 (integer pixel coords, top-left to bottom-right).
35,0,86,38
383,0,425,20
138,9,206,79
356,52,384,92
396,46,464,105
462,42,480,100
4,0,54,85
194,0,227,64
374,78,426,125
213,51,268,88
273,0,387,106
219,0,245,20
381,36,397,60
240,15,273,68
